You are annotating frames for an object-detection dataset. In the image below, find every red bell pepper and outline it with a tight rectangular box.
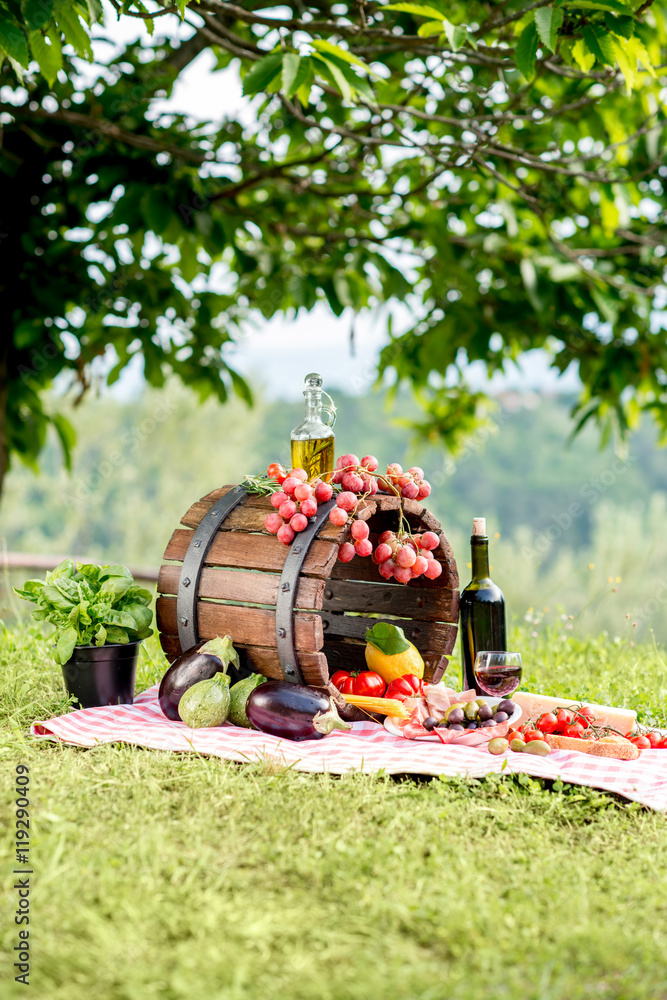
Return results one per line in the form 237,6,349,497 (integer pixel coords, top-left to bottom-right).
330,670,386,698
384,674,424,701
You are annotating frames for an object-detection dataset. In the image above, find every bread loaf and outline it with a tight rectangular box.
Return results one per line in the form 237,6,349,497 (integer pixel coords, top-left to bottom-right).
545,734,640,760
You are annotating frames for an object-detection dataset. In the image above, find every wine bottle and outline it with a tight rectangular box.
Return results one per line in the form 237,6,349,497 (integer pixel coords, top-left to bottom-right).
460,517,507,693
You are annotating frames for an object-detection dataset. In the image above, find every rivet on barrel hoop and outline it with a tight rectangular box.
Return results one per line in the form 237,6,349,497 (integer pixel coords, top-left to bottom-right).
281,582,290,592
183,577,191,587
180,616,189,626
278,627,286,638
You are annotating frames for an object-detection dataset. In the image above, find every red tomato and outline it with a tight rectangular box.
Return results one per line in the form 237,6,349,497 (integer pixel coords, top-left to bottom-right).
385,675,424,701
506,729,522,743
563,722,585,739
657,736,667,749
555,709,573,732
577,706,596,729
522,728,539,742
267,463,288,484
646,732,662,748
353,671,386,698
330,671,355,695
633,735,651,750
537,712,558,734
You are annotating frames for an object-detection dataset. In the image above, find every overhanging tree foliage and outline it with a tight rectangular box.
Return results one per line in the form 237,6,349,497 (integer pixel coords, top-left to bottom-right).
1,0,666,497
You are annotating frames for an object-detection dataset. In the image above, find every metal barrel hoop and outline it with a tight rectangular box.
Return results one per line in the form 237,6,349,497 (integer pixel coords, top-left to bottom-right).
275,497,337,684
176,485,249,651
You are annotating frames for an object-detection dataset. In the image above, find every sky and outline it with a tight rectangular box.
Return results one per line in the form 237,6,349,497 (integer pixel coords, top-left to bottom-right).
92,3,582,401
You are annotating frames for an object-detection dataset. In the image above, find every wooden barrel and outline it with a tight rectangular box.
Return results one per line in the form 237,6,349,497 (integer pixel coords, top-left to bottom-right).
157,485,459,686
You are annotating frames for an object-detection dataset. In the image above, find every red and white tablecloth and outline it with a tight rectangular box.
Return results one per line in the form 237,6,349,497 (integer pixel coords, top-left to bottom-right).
31,685,667,812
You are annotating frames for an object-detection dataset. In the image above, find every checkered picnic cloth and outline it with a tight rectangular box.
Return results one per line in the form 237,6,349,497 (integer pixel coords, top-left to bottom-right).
31,685,667,811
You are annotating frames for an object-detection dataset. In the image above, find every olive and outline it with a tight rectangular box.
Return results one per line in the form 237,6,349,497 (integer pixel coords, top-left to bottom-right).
445,702,466,720
493,711,508,724
477,704,493,721
475,698,487,708
447,707,465,725
422,716,438,731
465,721,478,730
449,723,465,731
521,740,551,756
480,718,497,728
497,699,516,716
488,738,509,755
509,738,526,752
464,702,479,720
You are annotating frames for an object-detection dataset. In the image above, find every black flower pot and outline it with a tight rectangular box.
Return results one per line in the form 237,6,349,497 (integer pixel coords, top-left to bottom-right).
61,641,141,708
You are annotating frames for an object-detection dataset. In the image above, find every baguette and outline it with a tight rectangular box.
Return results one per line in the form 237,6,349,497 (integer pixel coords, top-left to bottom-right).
544,734,640,760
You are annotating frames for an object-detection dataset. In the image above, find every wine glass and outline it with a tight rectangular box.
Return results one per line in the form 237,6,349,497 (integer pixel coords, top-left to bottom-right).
473,651,522,699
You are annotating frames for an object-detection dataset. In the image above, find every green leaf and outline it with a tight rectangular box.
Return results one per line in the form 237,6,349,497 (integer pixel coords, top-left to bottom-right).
582,24,616,65
417,19,443,36
562,0,633,12
56,626,78,665
515,21,539,79
365,622,411,656
626,36,655,77
534,6,564,53
384,2,448,20
86,0,104,23
312,54,353,102
21,0,54,31
604,12,634,38
281,52,301,98
310,39,376,76
442,20,469,50
570,37,596,71
51,412,75,469
242,52,283,96
28,29,62,86
54,4,93,59
0,15,30,68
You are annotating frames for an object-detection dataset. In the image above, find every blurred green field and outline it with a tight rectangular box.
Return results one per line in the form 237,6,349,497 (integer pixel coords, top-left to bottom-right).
2,383,667,641
1,623,667,1000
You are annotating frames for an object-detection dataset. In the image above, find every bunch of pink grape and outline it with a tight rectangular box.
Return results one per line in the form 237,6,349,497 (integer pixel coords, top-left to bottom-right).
333,505,443,583
264,467,333,545
379,463,431,501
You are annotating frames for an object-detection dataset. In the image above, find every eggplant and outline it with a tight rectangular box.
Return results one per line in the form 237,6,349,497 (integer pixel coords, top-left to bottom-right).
246,681,352,741
159,635,240,721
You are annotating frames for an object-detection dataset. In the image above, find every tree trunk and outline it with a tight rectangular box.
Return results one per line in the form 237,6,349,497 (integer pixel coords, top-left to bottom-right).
0,345,8,504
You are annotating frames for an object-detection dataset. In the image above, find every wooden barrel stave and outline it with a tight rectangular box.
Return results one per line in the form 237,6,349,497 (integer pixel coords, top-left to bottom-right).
158,485,459,685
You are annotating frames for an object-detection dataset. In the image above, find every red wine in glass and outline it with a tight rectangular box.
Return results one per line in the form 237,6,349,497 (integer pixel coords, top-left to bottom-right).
473,652,522,698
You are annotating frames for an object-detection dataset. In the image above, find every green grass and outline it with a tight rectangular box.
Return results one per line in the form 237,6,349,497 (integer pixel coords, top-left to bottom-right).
2,624,667,1000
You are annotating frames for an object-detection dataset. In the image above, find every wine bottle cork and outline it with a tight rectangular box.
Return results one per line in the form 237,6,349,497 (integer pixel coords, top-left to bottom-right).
472,517,487,536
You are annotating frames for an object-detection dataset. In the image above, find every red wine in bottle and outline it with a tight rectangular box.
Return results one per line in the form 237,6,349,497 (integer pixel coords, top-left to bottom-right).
460,517,507,693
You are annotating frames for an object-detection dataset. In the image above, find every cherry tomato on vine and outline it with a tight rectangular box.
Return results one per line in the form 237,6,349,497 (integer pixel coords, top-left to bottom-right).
646,732,662,748
577,706,596,729
633,735,651,750
562,722,585,739
267,462,288,484
555,709,573,731
657,736,667,749
537,712,558,734
523,728,541,742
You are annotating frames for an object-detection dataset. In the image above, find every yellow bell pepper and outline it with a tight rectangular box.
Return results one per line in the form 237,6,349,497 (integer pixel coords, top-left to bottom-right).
364,622,424,684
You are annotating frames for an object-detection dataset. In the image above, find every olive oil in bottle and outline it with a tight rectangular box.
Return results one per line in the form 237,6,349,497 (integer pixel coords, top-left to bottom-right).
290,374,336,479
460,517,507,693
